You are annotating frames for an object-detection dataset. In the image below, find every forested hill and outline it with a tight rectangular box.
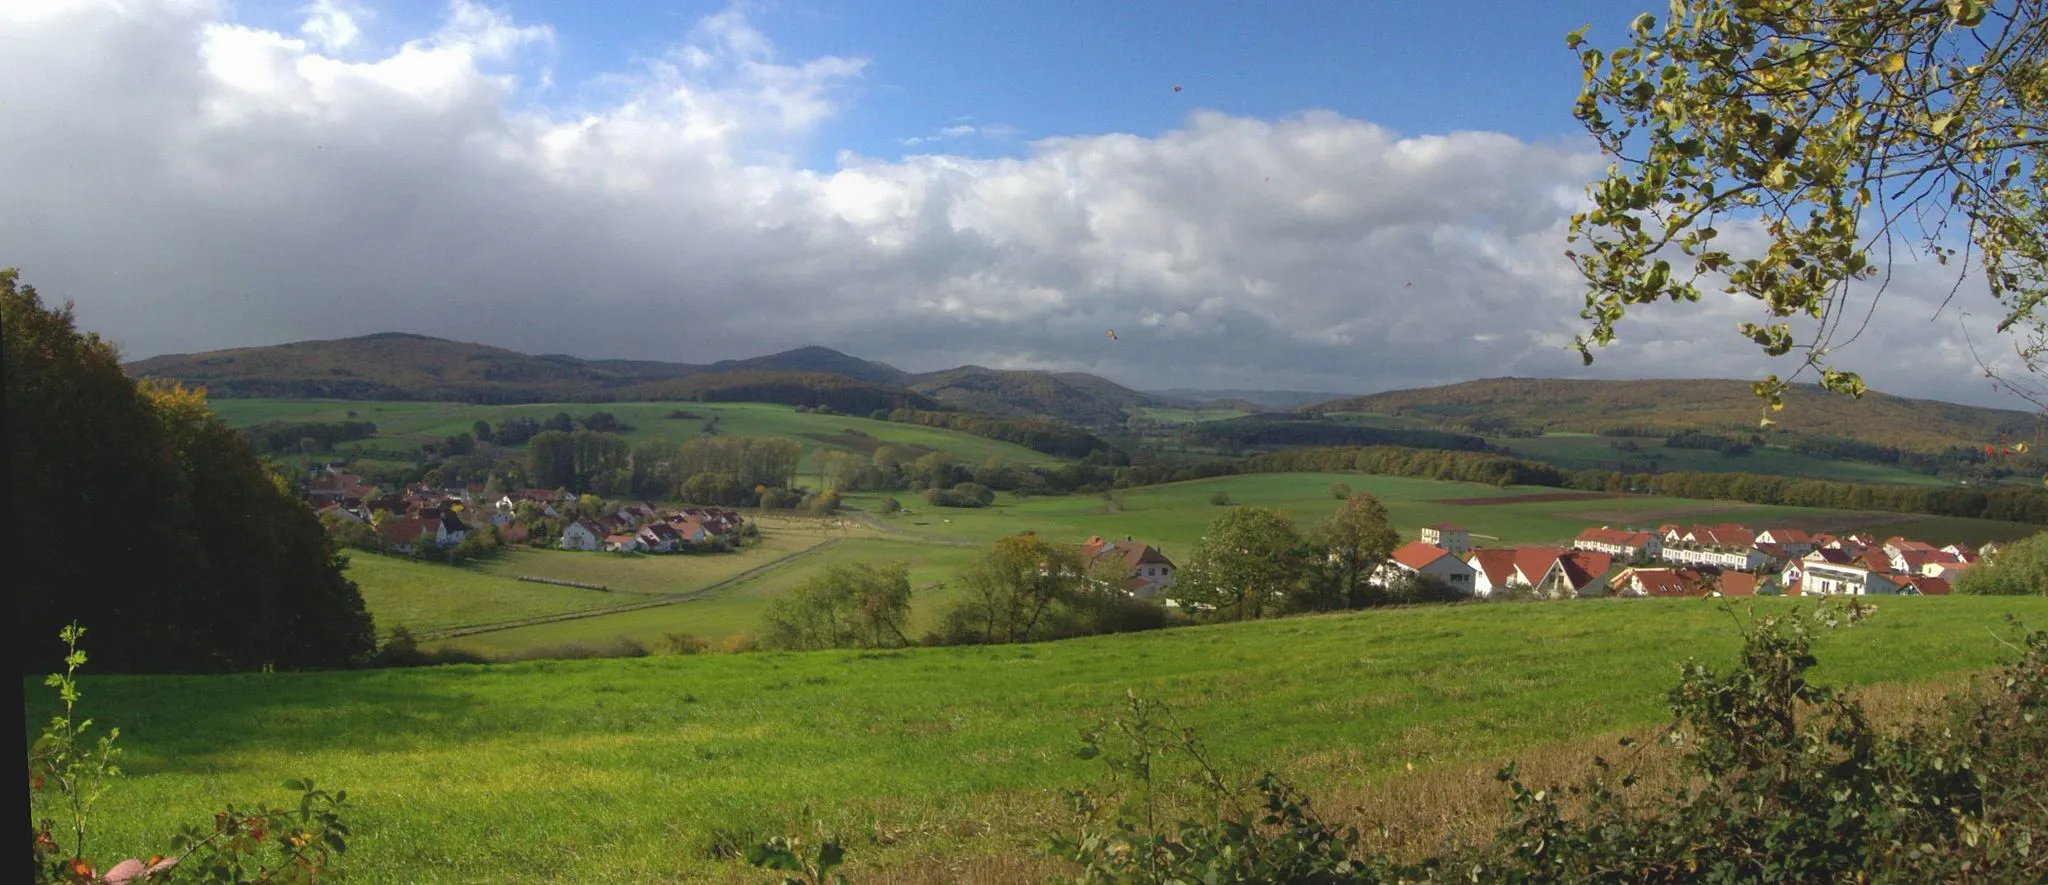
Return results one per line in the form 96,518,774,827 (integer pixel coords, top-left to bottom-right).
126,334,1174,427
1308,377,2043,453
902,366,1167,427
123,334,925,408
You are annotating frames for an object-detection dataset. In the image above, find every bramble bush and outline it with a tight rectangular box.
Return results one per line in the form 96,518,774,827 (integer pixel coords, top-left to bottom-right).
29,625,354,884
1052,601,2048,883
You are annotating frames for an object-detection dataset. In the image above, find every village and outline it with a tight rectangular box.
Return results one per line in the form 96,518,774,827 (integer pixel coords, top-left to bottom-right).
301,466,751,556
1379,522,1985,599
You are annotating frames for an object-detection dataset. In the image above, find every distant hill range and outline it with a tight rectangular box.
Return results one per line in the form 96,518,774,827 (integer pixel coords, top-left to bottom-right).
1308,377,2043,453
1148,388,1351,411
124,334,932,413
902,366,1167,427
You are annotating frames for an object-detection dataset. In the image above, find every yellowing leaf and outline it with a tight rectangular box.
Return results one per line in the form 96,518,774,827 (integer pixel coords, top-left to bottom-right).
1881,54,1905,74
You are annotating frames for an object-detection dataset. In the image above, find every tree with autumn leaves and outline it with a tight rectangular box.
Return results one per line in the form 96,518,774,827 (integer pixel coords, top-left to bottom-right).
1567,0,2048,410
7,269,375,673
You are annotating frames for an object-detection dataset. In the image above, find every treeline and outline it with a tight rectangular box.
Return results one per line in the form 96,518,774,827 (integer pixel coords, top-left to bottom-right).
628,436,803,502
10,271,374,673
636,371,936,414
1664,430,1754,456
1563,468,2048,523
885,408,1121,459
1185,416,1494,453
243,419,378,454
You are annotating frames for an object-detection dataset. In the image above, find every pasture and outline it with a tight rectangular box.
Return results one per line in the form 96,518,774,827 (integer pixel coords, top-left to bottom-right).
1490,432,1952,486
45,596,2048,883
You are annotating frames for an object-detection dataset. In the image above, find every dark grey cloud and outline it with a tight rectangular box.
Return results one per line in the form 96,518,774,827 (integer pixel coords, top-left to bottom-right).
0,0,2029,408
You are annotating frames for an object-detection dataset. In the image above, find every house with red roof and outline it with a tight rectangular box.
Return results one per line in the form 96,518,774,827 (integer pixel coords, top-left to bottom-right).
558,519,604,551
1469,547,1610,598
1378,541,1477,594
1573,526,1660,560
1611,566,1714,598
1754,528,1814,556
1078,536,1178,598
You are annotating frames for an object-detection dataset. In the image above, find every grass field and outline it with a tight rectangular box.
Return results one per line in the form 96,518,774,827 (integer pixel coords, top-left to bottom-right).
432,540,980,657
206,399,1062,472
1491,433,1952,486
344,473,2038,660
42,596,2048,883
854,472,2038,553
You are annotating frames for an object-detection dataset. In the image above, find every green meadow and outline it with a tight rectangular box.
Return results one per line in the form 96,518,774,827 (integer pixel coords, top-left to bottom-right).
206,399,1062,471
338,471,2038,659
1490,432,1951,486
42,597,2048,883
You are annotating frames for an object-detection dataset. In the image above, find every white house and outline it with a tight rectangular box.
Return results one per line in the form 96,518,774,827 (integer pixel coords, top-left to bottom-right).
1802,560,1910,596
1378,541,1477,594
1419,524,1471,555
1079,536,1178,598
558,519,604,551
1754,529,1814,556
1468,547,1612,599
1573,526,1660,560
1662,544,1769,572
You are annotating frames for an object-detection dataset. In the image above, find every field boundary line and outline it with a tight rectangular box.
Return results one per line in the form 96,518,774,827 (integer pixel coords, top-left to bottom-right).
416,538,847,641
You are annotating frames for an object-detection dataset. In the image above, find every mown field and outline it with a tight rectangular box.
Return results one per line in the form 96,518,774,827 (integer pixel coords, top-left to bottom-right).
207,399,1062,471
38,597,2048,883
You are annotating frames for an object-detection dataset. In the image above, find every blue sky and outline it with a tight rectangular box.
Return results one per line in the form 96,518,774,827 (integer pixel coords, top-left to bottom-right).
234,0,1646,164
0,0,2027,408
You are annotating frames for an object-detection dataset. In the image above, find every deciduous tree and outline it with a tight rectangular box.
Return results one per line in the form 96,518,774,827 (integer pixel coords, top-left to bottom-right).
1173,507,1309,621
1567,1,2048,408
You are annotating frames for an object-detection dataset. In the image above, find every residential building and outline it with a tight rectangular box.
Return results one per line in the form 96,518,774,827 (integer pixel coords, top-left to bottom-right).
1078,535,1178,598
1379,541,1477,593
1573,526,1661,560
1419,524,1471,555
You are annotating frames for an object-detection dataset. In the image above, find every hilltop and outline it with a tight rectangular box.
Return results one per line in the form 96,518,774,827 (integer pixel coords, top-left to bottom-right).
902,365,1166,427
125,334,924,408
1309,377,2043,453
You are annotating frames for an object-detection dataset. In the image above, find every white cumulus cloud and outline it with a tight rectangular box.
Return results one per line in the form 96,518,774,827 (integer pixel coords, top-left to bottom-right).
0,0,2026,408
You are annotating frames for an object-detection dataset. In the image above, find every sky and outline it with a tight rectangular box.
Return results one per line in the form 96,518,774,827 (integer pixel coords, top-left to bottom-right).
0,0,2031,407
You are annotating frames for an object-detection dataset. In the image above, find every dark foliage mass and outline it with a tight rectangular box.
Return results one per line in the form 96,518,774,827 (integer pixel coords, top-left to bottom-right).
242,420,379,454
886,408,1121,460
7,270,375,673
1185,415,1493,453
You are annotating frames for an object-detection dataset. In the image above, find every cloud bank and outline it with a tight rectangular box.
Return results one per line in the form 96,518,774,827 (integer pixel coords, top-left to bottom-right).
0,0,2026,406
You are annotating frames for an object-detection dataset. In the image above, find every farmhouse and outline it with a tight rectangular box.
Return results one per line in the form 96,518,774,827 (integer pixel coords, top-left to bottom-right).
558,519,604,551
1419,524,1471,555
1379,541,1477,593
1078,535,1177,598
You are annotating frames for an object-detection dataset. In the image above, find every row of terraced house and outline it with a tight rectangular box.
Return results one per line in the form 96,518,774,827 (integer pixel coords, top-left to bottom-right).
1371,522,1994,599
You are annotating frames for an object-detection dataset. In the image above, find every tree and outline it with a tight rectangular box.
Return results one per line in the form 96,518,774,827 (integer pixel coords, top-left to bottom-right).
1329,482,1352,500
472,420,494,443
1956,533,2048,594
943,534,1087,644
1312,493,1401,609
1173,507,1309,621
7,269,374,672
759,562,913,650
1567,2,2048,408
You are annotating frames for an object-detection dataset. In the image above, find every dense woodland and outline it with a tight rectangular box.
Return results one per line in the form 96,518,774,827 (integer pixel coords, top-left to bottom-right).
7,271,374,673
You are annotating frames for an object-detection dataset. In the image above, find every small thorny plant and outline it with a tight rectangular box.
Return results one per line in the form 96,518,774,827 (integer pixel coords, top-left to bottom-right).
1051,600,2048,883
28,624,354,884
745,808,849,885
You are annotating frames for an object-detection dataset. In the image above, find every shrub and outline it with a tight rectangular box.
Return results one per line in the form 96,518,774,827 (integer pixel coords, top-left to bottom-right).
1052,602,2048,883
1329,482,1352,499
660,632,710,655
1208,491,1231,506
719,634,760,654
876,496,902,514
30,625,353,884
368,626,488,667
496,638,650,662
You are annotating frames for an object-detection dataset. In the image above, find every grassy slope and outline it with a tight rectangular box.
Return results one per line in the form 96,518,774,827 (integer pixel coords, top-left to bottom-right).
1492,433,1952,486
45,597,2048,883
1315,377,2043,452
435,540,979,656
207,399,1062,471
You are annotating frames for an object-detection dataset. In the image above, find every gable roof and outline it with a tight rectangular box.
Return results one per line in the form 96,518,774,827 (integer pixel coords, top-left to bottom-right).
1907,576,1953,596
1392,541,1452,570
1469,549,1519,588
1560,550,1613,589
1718,572,1761,597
